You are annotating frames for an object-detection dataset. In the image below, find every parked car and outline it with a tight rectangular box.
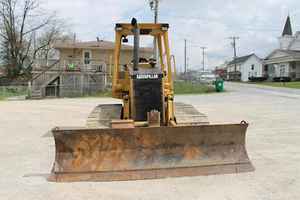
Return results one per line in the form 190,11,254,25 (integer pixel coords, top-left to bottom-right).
200,72,217,84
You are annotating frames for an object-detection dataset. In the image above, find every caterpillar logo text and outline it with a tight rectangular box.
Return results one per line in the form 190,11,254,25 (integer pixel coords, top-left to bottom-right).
136,74,159,80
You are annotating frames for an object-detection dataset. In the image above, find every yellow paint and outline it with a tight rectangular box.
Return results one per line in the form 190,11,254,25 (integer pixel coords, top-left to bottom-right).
111,23,176,125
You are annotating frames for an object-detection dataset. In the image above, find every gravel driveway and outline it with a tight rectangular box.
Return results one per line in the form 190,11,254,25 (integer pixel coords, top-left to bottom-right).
0,82,299,200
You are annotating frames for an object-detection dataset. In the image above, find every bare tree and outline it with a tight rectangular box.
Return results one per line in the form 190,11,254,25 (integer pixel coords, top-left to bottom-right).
34,21,72,64
0,0,65,79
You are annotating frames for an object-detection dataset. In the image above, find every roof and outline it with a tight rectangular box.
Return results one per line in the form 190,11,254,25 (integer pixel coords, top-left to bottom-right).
53,40,152,52
282,16,293,36
228,54,256,65
281,50,300,57
266,49,300,60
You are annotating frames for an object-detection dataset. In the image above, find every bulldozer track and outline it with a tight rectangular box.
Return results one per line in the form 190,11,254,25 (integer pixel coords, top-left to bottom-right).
86,102,209,128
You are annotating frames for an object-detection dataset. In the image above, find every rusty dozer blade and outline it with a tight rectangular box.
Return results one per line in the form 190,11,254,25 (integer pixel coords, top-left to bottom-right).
48,123,254,182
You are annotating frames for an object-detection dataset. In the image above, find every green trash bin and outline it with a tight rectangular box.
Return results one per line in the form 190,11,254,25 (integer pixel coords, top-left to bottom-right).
215,79,224,92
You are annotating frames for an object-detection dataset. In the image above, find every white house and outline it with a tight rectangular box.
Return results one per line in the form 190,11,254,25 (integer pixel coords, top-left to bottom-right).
264,16,300,81
226,54,263,82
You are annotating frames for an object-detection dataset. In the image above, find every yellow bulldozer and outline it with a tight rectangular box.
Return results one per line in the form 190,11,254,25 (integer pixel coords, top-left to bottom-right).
48,18,254,182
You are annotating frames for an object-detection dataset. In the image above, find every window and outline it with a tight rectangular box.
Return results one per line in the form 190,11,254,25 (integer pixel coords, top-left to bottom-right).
280,65,286,76
264,65,268,72
291,62,296,70
83,51,91,65
251,64,255,70
97,64,103,72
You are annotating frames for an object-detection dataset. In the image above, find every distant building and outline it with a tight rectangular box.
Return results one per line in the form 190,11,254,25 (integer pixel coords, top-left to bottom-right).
214,68,226,80
226,54,263,82
30,40,152,98
214,61,228,80
264,16,300,81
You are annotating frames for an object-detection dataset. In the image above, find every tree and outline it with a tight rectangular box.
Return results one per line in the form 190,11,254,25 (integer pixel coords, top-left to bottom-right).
34,22,72,65
0,0,65,79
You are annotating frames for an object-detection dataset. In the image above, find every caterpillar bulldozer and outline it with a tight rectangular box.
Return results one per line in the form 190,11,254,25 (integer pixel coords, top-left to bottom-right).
48,19,254,182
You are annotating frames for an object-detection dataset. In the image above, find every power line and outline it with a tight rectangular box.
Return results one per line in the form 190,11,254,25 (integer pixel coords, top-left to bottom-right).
188,43,209,72
155,13,289,33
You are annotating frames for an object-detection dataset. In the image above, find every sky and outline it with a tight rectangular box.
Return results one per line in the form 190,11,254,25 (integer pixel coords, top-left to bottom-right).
44,0,300,72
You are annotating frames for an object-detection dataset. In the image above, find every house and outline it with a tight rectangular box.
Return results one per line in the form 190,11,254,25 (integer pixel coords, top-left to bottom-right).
226,54,263,82
264,16,300,81
31,40,152,98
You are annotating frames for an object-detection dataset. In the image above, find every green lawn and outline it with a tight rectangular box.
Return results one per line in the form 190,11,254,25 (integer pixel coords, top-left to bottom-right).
0,82,217,100
255,81,300,89
90,81,216,98
0,86,29,100
90,90,112,98
174,81,216,95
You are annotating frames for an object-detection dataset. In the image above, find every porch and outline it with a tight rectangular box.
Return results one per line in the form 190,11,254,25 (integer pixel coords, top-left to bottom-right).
32,58,109,73
30,59,109,99
265,61,300,81
227,71,241,81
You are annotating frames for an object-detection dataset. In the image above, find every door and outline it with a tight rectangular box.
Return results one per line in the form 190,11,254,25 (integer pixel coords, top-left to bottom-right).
280,65,286,77
45,77,60,97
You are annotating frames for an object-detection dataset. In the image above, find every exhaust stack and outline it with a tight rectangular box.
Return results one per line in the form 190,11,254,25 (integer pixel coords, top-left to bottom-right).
132,18,140,71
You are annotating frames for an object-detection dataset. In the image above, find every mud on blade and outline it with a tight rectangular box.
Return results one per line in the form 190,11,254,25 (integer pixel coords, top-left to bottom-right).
49,123,254,182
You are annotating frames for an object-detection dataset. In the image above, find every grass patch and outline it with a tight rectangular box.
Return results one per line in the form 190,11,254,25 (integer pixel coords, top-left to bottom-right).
174,81,216,95
82,81,216,98
79,89,112,98
0,86,28,100
254,81,300,89
90,90,112,97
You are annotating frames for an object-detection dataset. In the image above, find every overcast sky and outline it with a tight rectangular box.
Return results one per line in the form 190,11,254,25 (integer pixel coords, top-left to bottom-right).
44,0,300,72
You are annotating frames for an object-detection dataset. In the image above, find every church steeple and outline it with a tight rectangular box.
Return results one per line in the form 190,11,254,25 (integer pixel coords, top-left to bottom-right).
282,15,293,36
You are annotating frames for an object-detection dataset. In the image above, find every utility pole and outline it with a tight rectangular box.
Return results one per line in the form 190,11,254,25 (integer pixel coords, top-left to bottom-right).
229,36,239,71
229,36,239,80
149,0,159,59
187,57,189,72
200,47,207,72
184,39,187,74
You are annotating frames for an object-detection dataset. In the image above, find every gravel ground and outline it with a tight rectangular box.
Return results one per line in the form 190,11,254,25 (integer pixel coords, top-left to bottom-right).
0,82,300,200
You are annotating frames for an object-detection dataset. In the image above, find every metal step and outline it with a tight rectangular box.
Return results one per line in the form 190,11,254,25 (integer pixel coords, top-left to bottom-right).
29,90,42,99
